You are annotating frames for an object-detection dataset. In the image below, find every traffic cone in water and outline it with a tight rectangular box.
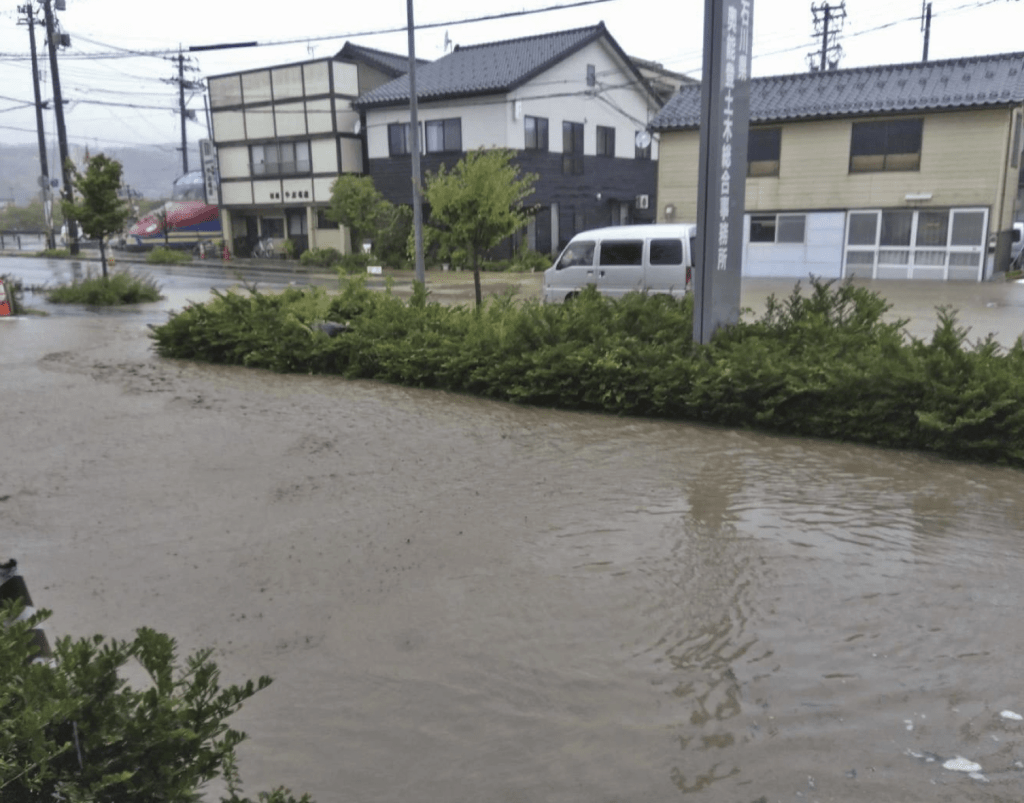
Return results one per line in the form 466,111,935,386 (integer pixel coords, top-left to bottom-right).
0,278,11,317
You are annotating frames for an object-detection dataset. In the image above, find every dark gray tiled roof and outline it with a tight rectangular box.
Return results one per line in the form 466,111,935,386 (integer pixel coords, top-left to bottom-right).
335,43,427,78
354,23,648,108
650,51,1024,130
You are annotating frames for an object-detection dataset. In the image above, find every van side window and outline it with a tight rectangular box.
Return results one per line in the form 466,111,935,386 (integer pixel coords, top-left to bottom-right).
556,240,595,269
599,240,643,265
650,238,683,265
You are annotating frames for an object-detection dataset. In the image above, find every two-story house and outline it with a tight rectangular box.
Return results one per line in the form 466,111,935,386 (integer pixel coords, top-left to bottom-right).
353,23,664,256
207,44,417,257
651,52,1024,281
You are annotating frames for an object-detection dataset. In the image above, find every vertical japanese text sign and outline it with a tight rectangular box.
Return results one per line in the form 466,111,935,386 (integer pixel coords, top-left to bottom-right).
694,0,754,344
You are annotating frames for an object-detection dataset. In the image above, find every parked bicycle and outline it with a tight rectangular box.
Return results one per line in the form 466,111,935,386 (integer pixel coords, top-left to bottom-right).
252,237,275,259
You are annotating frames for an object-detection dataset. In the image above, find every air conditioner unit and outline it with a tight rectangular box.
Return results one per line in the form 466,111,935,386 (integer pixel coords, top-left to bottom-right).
635,194,650,210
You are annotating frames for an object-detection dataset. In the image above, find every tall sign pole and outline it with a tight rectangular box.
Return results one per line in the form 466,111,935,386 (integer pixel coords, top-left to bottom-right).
694,0,753,344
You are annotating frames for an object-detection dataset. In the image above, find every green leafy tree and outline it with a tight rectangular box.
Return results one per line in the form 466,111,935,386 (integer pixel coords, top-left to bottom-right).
61,154,130,278
422,148,537,306
0,199,47,232
1,600,313,803
326,174,392,256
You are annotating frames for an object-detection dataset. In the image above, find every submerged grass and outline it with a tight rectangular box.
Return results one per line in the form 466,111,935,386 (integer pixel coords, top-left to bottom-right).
149,278,1024,467
47,270,164,305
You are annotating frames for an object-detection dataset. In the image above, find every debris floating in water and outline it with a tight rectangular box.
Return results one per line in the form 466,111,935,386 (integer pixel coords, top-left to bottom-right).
1000,709,1022,721
942,756,982,773
968,772,989,782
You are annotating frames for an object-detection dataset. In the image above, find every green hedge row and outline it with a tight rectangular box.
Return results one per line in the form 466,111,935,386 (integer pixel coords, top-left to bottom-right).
149,278,1024,466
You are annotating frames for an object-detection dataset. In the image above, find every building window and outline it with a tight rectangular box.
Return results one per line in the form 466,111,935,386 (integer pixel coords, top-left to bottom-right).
250,141,310,176
525,116,548,151
850,118,923,172
748,127,781,176
596,126,615,157
562,121,584,175
425,118,462,153
749,213,806,243
316,209,339,229
388,122,411,156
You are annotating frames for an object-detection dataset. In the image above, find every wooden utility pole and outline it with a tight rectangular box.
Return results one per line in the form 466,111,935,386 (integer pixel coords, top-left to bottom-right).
40,0,76,254
808,1,846,72
921,1,933,62
18,3,54,248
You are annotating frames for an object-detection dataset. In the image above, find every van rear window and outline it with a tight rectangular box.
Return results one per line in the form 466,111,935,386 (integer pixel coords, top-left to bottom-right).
599,240,643,265
650,239,683,265
556,241,595,269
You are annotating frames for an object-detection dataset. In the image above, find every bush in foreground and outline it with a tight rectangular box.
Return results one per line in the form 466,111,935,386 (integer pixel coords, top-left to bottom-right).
149,278,1024,467
147,245,192,265
47,271,163,305
1,601,313,803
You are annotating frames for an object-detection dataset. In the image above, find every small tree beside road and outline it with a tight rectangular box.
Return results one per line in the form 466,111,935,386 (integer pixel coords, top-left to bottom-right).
422,148,537,307
61,154,130,278
326,174,390,255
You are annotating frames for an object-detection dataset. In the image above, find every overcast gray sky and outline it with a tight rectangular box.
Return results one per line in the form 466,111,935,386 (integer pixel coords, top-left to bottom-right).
0,0,1021,153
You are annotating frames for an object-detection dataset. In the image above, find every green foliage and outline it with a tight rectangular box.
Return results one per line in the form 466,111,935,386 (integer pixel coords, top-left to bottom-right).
149,278,1024,467
0,199,48,231
62,154,131,278
47,271,163,305
0,600,313,803
422,148,538,306
281,239,297,260
326,175,387,251
338,252,372,275
147,245,192,265
35,248,71,258
507,248,551,273
299,247,344,268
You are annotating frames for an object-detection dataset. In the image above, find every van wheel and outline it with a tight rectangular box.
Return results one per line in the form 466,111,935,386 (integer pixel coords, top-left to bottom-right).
564,291,579,302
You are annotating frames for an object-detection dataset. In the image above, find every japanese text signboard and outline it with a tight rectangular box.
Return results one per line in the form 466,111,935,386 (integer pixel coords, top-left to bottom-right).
694,0,753,344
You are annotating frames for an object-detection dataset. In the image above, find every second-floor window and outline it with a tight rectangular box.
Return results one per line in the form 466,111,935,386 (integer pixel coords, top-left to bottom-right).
850,118,923,172
748,127,781,176
250,141,310,176
525,115,548,150
563,121,584,175
596,126,615,157
389,123,412,156
425,118,462,153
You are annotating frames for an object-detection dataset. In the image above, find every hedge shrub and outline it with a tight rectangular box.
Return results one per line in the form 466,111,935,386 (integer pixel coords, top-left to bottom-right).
149,278,1024,467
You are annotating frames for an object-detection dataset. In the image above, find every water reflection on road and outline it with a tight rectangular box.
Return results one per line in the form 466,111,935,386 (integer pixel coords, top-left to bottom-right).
3,256,1024,802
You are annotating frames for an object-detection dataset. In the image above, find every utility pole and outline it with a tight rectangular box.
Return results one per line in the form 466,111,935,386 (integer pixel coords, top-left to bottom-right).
921,1,932,62
407,0,425,284
165,48,201,175
17,2,54,249
808,1,846,72
40,0,76,254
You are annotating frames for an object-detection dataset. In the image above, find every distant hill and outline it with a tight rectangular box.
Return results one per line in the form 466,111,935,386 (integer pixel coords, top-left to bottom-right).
0,142,201,205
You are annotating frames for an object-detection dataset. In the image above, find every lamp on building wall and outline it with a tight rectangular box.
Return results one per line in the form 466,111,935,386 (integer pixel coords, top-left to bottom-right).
904,192,933,202
664,203,676,221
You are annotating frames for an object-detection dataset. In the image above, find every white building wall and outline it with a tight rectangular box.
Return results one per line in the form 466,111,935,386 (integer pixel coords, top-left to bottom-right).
364,38,659,161
743,211,846,279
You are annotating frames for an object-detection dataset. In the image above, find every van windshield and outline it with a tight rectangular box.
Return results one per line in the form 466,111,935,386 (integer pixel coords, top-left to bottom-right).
556,240,595,269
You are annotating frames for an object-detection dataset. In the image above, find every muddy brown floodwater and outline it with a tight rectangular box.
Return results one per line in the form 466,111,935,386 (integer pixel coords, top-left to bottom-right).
3,265,1024,802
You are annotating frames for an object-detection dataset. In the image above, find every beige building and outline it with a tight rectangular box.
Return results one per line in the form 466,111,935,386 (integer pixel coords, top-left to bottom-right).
651,52,1024,280
207,44,414,257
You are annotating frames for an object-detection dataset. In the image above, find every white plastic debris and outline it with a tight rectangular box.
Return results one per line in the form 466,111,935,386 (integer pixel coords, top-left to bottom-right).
904,719,914,731
968,772,989,782
943,756,982,773
999,710,1022,721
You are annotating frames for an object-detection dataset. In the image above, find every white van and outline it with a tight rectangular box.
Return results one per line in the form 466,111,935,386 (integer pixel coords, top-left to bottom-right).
1011,222,1023,269
542,224,697,304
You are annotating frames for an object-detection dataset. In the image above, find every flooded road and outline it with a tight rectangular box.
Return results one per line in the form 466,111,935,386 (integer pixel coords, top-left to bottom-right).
3,256,1024,802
